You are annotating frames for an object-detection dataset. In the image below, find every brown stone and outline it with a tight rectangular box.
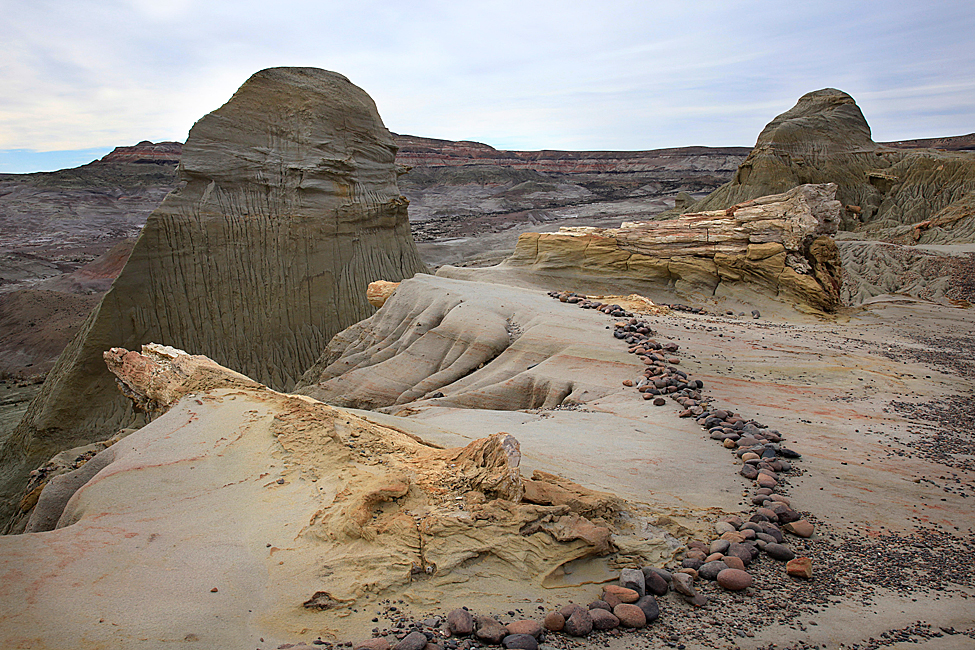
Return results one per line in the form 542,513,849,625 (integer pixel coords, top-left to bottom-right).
757,473,779,489
716,568,753,591
613,603,647,628
602,591,622,608
447,608,474,636
783,519,815,538
543,612,565,632
563,608,593,636
672,572,697,598
589,608,620,630
354,639,391,650
787,556,813,579
722,555,746,570
505,620,542,639
603,584,640,603
474,616,507,644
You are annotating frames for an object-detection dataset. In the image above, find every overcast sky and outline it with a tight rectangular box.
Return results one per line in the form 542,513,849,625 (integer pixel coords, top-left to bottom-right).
2,0,973,173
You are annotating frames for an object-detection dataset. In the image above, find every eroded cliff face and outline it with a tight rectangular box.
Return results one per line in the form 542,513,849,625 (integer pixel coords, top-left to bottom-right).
685,89,975,240
501,184,842,312
1,67,428,531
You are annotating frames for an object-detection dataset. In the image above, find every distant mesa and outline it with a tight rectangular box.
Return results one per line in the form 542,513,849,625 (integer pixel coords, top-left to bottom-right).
97,141,182,166
1,67,428,531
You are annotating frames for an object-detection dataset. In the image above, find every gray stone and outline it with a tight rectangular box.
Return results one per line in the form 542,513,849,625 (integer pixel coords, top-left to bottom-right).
394,631,429,650
619,567,646,597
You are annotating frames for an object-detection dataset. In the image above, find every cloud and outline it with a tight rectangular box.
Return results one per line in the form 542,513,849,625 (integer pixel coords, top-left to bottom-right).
1,0,973,171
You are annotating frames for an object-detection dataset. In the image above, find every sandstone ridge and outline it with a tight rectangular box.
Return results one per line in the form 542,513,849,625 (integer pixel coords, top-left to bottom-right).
0,343,669,647
1,67,428,531
501,184,842,311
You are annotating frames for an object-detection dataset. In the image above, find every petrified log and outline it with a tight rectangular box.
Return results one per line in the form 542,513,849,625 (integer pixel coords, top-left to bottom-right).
505,183,842,311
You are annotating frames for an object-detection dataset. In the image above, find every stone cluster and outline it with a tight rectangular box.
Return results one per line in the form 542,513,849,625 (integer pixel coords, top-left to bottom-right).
547,289,818,603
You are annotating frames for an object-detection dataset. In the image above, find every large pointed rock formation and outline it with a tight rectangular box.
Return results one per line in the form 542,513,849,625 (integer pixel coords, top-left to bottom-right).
684,89,975,238
2,67,427,531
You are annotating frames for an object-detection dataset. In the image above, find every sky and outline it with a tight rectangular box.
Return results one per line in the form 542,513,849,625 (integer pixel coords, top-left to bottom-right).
2,0,974,173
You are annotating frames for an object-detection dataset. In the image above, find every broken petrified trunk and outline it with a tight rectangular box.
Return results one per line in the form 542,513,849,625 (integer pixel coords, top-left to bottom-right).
505,183,842,311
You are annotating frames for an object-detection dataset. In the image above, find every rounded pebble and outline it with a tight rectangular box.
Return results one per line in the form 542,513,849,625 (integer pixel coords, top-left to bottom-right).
502,634,538,650
716,568,754,591
613,603,647,628
589,608,620,630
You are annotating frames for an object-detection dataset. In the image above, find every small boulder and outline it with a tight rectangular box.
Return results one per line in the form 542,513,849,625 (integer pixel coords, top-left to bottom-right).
447,608,474,636
698,561,727,581
787,556,813,579
603,584,640,603
635,595,660,623
643,568,669,596
563,608,593,636
502,634,538,650
619,567,646,596
672,572,696,598
393,632,428,650
784,520,815,538
505,620,542,639
613,603,647,629
589,608,620,630
543,611,565,632
716,568,753,591
765,543,796,561
475,616,508,644
354,638,391,650
722,555,746,571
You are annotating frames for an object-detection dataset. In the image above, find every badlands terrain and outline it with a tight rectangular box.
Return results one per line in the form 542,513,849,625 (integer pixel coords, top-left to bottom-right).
0,69,974,650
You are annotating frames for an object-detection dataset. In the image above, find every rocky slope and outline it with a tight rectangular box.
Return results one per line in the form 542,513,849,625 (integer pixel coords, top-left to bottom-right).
0,143,179,295
1,67,428,531
395,136,750,265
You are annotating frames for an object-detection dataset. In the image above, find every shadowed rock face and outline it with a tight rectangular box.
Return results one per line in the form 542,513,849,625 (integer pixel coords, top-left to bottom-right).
1,67,428,531
685,89,975,238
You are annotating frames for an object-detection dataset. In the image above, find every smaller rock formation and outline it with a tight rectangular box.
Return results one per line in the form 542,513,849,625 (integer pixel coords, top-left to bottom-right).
503,184,842,311
682,89,975,238
296,274,649,410
367,280,400,308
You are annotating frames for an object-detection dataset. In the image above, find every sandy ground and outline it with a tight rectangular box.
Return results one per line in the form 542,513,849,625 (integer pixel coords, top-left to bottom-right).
1,275,972,650
352,276,975,650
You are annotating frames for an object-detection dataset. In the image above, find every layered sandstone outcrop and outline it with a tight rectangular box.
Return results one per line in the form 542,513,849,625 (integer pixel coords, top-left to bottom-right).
296,273,649,410
1,67,427,531
0,344,668,647
500,184,842,311
682,89,975,240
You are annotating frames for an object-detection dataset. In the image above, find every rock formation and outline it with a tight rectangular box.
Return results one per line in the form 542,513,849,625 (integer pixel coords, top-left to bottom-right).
296,273,653,410
0,343,668,647
682,89,975,239
498,184,842,311
1,67,427,531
